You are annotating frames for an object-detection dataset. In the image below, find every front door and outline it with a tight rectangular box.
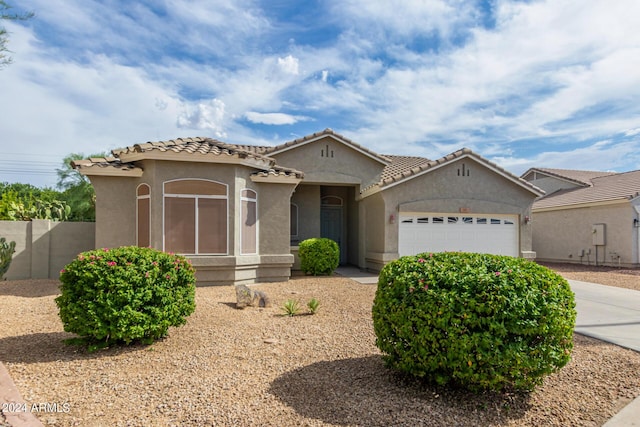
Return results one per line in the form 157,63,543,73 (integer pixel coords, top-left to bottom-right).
321,206,345,264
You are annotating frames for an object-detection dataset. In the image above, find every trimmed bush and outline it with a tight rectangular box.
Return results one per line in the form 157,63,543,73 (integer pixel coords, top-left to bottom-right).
57,246,196,351
372,252,576,392
298,238,339,276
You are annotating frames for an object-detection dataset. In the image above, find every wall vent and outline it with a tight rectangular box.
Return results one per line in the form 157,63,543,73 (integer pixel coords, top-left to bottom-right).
457,163,470,176
321,144,334,158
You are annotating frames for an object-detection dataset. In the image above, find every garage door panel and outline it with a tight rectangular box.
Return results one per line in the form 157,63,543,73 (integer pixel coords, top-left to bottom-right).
399,213,518,257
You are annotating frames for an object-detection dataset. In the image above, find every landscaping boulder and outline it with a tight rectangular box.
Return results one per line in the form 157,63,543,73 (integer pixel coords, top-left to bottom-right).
235,285,270,308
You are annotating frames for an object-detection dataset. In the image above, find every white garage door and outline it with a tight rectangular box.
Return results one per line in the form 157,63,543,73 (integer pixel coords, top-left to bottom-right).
398,213,519,257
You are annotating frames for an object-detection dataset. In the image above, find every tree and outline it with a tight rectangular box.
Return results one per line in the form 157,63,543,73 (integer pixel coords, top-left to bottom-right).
56,153,108,222
1,1,34,68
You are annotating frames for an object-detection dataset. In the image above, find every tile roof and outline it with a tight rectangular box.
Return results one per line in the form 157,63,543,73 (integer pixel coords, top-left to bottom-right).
380,155,433,182
73,132,541,194
76,137,304,179
533,169,640,209
71,157,143,175
113,136,276,164
523,167,617,187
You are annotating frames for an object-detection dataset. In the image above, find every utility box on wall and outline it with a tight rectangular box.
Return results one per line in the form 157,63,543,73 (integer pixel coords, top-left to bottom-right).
592,223,606,246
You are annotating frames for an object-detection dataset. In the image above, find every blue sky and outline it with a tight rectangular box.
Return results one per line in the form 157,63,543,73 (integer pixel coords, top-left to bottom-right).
1,0,639,188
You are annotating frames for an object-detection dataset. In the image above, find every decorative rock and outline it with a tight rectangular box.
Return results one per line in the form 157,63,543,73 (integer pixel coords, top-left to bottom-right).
235,285,271,309
263,338,278,344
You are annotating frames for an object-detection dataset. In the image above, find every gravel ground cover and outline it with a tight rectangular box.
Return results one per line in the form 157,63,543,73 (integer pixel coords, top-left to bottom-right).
1,265,639,426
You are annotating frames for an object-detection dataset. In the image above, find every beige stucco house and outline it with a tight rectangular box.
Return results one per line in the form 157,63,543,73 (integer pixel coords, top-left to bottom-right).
522,168,640,268
74,129,543,284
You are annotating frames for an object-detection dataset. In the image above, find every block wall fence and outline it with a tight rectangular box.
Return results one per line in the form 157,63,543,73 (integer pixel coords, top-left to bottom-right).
0,220,95,280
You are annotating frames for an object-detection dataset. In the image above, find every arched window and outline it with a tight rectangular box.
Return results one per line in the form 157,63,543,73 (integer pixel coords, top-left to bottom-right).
136,184,150,247
321,195,343,206
240,189,257,254
163,179,228,255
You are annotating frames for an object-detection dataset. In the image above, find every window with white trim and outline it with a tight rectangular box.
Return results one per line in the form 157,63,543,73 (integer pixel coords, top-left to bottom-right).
241,189,257,254
163,179,228,255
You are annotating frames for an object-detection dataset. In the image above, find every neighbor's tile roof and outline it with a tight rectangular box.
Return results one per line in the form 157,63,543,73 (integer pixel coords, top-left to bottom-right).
523,167,617,187
533,169,640,209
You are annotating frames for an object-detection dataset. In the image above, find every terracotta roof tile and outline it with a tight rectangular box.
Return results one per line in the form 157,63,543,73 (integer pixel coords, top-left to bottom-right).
380,155,433,181
71,157,142,173
533,169,640,209
113,137,276,162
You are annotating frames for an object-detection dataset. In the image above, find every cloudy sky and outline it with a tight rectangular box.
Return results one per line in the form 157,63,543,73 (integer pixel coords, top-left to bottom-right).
1,0,639,188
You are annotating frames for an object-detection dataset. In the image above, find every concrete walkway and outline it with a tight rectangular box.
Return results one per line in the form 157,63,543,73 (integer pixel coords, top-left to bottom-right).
569,279,640,352
336,267,640,426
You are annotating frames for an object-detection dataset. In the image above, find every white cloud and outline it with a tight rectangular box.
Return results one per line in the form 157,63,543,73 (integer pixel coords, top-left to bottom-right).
277,55,299,75
244,112,310,125
177,99,227,137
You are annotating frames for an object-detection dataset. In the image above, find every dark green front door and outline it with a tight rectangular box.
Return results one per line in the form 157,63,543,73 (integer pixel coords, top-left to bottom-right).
321,206,345,264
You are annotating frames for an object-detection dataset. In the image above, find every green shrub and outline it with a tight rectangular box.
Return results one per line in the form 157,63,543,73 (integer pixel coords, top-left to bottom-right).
281,299,301,317
298,238,339,276
372,252,576,392
307,298,320,314
0,237,16,280
56,246,196,351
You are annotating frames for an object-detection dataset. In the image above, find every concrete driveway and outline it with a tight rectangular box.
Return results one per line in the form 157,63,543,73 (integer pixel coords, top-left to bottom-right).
569,279,640,353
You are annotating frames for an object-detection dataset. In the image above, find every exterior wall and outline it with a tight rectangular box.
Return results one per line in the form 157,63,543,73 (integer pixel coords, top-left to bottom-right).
363,158,537,271
360,192,387,271
291,184,321,245
90,160,296,285
533,203,638,267
1,220,95,280
271,135,385,188
91,176,137,249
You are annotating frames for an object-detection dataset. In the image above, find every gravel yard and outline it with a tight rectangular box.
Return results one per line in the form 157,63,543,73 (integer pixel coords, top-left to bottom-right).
1,264,640,426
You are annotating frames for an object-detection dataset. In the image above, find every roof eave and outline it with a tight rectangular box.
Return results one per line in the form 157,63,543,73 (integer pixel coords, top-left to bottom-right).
250,175,303,184
76,167,144,178
117,151,273,169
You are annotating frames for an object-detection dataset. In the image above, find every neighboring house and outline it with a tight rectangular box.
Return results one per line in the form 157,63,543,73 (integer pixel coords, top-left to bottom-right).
73,129,542,285
521,168,640,268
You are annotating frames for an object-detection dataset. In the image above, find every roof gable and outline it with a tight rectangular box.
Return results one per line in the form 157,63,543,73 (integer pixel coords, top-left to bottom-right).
362,148,544,198
262,128,390,166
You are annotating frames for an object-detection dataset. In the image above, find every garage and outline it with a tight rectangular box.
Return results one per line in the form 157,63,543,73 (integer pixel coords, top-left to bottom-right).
398,213,519,257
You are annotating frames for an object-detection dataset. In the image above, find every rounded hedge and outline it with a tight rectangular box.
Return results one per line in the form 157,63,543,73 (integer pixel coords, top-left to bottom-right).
298,237,340,276
372,252,576,391
56,246,196,350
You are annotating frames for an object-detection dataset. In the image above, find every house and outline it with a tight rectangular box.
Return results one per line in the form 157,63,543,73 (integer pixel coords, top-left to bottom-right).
521,168,640,268
73,129,543,285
